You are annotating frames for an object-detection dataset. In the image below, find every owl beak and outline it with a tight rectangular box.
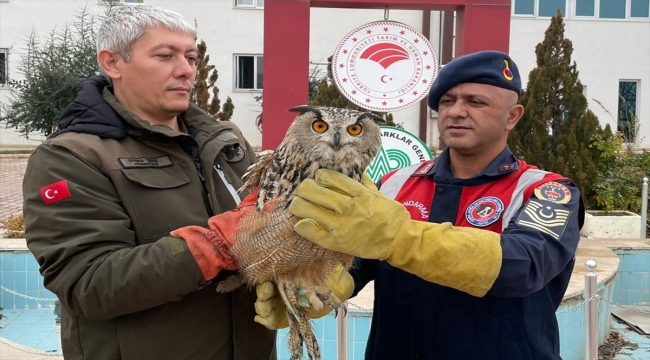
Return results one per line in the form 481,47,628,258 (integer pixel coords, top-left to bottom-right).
333,132,341,150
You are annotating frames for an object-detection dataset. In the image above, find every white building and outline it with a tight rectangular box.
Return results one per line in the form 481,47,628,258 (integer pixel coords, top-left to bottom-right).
0,0,648,149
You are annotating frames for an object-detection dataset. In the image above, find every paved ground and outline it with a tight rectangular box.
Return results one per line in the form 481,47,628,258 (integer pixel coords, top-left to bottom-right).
0,155,58,359
0,156,29,223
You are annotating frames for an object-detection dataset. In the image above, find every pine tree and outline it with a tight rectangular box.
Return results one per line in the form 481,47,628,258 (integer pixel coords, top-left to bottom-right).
190,39,234,121
508,11,613,207
311,56,400,128
0,7,98,137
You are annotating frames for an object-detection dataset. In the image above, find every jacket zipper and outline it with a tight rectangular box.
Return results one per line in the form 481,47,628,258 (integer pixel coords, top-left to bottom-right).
193,156,215,216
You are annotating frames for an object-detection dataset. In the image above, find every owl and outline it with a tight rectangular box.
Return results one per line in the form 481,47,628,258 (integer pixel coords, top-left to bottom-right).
216,105,385,360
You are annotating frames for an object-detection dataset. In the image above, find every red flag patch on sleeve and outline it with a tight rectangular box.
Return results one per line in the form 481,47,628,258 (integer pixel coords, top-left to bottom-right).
40,180,71,205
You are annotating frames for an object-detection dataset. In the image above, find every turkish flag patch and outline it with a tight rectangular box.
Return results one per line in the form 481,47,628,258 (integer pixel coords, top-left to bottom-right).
40,180,72,205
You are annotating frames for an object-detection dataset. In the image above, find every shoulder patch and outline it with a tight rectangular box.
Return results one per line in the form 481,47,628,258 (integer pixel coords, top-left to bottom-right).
534,181,571,204
465,196,504,227
498,163,516,173
413,160,435,176
223,145,245,163
40,180,72,205
516,199,572,240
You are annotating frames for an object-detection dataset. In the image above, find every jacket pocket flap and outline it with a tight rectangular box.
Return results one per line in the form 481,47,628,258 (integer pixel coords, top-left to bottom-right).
121,166,190,189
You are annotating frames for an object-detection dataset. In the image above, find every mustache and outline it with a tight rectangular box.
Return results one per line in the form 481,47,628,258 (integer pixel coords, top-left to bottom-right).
445,120,471,128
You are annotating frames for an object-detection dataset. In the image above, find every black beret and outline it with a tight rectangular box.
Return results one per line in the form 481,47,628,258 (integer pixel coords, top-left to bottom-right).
427,50,522,111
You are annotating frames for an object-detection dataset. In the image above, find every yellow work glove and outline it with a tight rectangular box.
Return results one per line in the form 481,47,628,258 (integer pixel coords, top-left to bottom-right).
253,264,355,330
288,169,503,297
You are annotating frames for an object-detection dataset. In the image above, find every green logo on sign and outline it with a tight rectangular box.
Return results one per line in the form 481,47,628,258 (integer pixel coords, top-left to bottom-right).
366,126,433,183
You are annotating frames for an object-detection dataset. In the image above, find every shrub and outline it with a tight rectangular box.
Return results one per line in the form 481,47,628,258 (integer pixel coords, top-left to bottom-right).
1,214,25,238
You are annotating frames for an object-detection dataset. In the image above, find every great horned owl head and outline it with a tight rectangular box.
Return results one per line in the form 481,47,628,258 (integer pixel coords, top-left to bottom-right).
283,105,385,175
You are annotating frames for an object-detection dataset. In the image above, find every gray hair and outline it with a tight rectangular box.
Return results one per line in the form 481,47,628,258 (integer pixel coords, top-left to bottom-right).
96,5,196,71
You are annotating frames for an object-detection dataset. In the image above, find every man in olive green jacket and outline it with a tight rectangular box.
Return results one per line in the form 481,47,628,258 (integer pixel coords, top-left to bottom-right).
22,5,276,360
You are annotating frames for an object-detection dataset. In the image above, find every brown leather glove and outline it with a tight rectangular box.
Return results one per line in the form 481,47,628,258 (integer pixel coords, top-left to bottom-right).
171,188,267,281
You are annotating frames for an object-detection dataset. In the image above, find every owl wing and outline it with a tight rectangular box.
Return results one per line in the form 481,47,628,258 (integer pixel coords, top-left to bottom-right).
239,149,275,193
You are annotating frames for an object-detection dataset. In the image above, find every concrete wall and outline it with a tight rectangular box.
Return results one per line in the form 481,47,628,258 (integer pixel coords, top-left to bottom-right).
0,0,648,149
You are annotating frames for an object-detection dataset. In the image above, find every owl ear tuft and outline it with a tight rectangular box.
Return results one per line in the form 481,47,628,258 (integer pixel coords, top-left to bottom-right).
288,105,319,115
360,113,387,126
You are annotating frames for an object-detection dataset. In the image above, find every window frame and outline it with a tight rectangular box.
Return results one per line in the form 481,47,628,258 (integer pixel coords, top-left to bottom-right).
234,0,264,9
617,79,640,143
234,54,263,91
512,0,650,20
0,48,8,87
599,0,628,19
630,0,650,17
512,0,537,17
512,0,568,17
538,0,568,17
573,0,597,18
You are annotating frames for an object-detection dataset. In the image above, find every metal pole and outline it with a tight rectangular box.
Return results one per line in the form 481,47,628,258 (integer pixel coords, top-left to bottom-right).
337,302,348,360
585,260,598,360
641,177,648,243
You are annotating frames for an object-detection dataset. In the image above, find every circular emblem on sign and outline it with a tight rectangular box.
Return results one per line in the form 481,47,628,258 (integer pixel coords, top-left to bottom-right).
365,126,433,183
534,181,571,204
332,21,438,112
465,196,504,227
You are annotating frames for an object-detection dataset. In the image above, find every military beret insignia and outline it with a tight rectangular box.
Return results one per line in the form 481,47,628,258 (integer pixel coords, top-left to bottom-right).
503,59,514,81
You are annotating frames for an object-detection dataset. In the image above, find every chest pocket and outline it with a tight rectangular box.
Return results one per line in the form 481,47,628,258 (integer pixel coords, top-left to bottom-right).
119,165,208,243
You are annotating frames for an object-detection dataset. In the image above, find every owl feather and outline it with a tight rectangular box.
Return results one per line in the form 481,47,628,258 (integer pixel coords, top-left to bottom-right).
217,105,385,360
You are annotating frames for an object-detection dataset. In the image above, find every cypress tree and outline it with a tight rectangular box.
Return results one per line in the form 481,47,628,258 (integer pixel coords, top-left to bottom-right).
190,39,234,121
508,11,612,206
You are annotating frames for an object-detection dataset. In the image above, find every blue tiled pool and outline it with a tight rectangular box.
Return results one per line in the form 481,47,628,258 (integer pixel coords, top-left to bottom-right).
0,308,61,354
2,246,649,359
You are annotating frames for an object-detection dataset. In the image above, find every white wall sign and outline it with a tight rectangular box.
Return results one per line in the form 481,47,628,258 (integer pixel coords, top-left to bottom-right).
332,21,438,112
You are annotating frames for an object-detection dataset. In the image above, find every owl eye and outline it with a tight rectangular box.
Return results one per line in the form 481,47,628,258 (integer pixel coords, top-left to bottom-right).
312,120,329,133
347,124,363,136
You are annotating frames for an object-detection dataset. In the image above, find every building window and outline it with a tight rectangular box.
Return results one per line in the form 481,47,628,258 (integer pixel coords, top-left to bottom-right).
514,0,535,15
513,0,567,16
600,0,626,18
235,0,264,8
539,0,566,16
631,0,650,17
576,0,596,16
516,0,650,19
0,49,7,86
235,55,263,90
618,80,639,142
